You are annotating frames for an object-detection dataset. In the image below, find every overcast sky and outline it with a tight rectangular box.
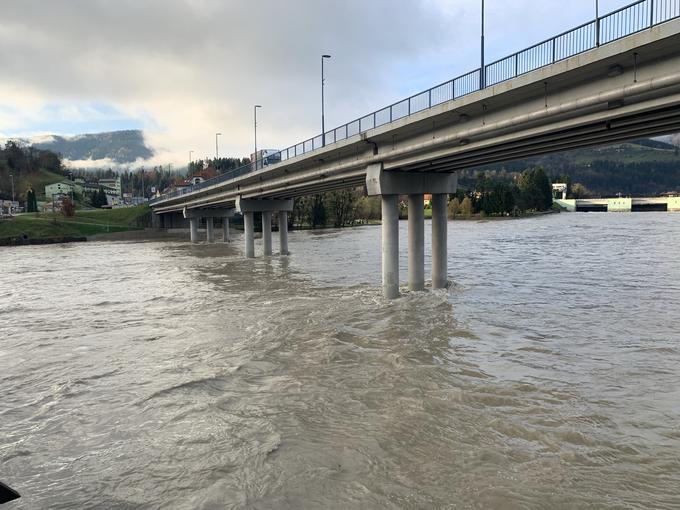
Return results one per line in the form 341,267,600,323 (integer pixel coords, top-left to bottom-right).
1,0,631,166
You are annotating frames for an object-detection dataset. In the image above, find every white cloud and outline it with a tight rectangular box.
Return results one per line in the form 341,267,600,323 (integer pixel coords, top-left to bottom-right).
0,0,640,166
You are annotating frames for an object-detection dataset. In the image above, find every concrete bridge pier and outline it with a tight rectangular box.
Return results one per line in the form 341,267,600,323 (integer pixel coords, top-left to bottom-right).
279,211,289,255
236,197,294,259
408,194,425,291
262,211,273,256
431,194,448,289
223,218,230,242
189,217,199,244
381,195,400,299
366,163,457,299
244,212,255,258
184,207,235,245
206,218,215,243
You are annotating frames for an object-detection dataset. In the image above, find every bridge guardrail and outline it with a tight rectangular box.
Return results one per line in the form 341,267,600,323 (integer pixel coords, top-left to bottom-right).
151,0,680,205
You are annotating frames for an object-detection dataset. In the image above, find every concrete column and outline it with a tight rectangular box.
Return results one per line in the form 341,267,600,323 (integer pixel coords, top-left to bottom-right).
244,212,255,258
278,211,289,255
407,194,425,291
431,194,448,289
222,218,230,242
381,194,399,299
206,217,215,243
189,217,199,243
262,211,272,256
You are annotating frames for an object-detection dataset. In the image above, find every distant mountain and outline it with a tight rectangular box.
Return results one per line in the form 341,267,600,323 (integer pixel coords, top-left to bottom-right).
29,130,154,164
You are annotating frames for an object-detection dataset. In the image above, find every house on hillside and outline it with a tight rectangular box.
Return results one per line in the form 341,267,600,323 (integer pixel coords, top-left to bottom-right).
45,181,76,200
99,176,122,196
161,173,210,194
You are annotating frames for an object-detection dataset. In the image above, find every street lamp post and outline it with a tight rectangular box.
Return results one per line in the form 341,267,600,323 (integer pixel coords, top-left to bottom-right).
215,132,222,160
9,174,14,215
321,54,331,147
254,105,262,169
595,0,600,46
480,0,485,89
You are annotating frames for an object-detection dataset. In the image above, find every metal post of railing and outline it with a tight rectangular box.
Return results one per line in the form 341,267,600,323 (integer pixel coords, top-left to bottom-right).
552,38,556,63
408,98,411,115
390,106,393,122
429,89,432,108
650,0,655,26
515,54,519,77
374,111,377,128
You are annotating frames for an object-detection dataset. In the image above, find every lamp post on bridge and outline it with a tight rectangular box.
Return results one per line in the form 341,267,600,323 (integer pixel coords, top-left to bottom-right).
321,54,331,147
596,0,600,46
254,105,261,169
480,0,485,89
215,132,221,160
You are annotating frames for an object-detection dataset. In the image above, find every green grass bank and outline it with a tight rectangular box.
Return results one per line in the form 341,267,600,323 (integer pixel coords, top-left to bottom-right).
0,206,151,245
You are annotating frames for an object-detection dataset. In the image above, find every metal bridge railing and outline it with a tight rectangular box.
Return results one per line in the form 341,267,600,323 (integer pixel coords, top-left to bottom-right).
151,0,680,205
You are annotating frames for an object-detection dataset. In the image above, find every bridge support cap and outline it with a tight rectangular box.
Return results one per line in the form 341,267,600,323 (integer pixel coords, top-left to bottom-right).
236,197,294,213
366,163,457,196
183,207,236,219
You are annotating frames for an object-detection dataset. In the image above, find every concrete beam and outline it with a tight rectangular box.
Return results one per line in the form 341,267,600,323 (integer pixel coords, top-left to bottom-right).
366,163,457,196
183,207,235,219
235,197,294,213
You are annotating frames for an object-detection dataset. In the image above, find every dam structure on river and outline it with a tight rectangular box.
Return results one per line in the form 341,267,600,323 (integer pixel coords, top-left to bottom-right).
150,0,680,298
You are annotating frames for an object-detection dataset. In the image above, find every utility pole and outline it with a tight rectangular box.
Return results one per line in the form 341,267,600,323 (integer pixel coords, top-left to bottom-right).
215,132,221,159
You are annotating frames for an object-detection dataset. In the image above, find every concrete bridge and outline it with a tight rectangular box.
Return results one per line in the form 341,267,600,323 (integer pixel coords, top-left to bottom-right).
151,0,680,298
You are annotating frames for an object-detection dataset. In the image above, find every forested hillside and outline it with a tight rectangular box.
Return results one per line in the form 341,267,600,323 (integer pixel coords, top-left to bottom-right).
461,139,680,197
0,141,66,201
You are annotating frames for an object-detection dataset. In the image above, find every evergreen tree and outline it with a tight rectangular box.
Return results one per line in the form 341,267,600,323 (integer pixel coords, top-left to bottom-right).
26,188,37,212
90,186,108,208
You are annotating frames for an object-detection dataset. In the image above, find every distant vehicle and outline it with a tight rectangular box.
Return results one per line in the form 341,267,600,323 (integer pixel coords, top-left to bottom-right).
250,149,281,170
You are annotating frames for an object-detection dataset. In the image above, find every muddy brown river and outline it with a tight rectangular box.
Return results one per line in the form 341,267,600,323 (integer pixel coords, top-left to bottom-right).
2,213,679,509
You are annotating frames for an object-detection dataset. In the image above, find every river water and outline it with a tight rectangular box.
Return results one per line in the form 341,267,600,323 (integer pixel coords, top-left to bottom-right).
1,212,679,509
